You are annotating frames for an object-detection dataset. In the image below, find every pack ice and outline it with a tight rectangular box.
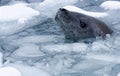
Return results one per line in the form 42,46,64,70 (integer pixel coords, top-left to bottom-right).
0,0,120,76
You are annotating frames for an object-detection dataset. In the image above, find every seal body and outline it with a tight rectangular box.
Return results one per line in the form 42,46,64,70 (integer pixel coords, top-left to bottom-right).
55,8,113,42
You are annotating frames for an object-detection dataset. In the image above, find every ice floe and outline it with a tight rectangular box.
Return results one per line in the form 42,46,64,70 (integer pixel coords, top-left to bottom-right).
0,3,47,36
12,43,44,57
0,67,21,76
100,1,120,10
0,3,39,22
7,64,51,76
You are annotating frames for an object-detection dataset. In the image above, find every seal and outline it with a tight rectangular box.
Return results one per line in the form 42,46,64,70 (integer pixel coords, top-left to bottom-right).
55,7,113,42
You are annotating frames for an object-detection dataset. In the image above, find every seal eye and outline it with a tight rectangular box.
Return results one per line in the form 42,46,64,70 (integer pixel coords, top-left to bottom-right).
80,21,87,28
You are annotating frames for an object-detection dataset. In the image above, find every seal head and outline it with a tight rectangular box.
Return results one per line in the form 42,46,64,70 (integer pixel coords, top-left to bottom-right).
55,8,113,42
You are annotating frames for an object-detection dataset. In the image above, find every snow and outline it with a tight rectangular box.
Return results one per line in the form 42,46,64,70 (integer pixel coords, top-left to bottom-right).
63,5,108,18
0,67,21,76
0,3,39,22
100,1,120,10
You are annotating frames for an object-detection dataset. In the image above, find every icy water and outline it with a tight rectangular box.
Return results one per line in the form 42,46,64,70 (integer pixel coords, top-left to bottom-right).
0,0,120,76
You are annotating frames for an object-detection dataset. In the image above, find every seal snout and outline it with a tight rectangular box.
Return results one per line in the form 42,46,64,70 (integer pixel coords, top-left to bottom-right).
55,8,68,21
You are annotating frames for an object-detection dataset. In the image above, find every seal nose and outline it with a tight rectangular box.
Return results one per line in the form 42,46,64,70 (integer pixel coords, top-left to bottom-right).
60,8,67,12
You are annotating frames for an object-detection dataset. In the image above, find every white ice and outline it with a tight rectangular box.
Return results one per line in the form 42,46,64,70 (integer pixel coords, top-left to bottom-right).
0,3,46,36
0,67,21,76
63,5,108,18
100,1,120,10
118,73,120,76
7,64,51,76
0,3,39,22
35,0,78,17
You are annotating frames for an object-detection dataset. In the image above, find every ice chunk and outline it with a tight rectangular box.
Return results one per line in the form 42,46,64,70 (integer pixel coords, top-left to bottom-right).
8,64,51,76
113,24,120,31
91,40,111,52
0,3,48,36
0,15,46,36
0,3,39,22
73,58,109,72
41,43,88,53
11,35,64,45
0,67,21,76
86,53,120,63
63,5,108,18
100,1,120,10
12,44,44,57
113,36,120,50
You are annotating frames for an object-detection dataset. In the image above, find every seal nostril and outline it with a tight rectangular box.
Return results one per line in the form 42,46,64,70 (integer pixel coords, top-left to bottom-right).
60,8,67,12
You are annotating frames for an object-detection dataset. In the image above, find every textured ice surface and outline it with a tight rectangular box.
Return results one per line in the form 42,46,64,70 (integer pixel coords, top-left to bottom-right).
0,0,44,5
0,0,120,76
12,43,44,57
41,43,88,53
6,64,51,76
0,3,48,36
100,1,120,10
